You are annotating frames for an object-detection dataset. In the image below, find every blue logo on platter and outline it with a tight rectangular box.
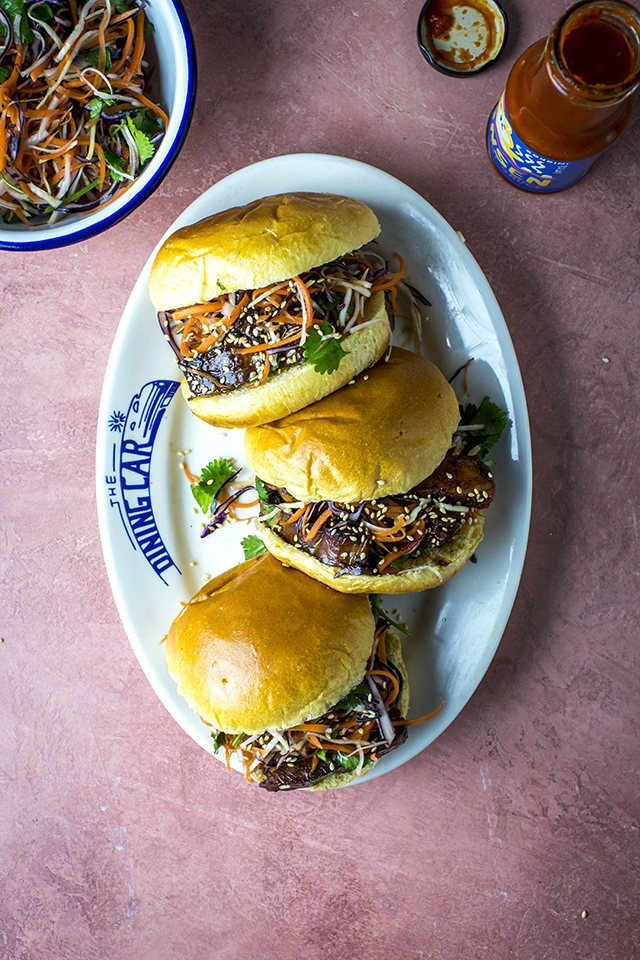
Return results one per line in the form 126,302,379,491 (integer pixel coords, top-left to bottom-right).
108,411,126,432
104,379,180,584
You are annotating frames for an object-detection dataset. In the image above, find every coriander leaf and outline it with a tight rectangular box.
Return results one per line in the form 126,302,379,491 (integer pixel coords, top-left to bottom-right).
130,107,164,137
89,96,115,122
144,20,154,36
211,731,227,750
254,476,269,505
191,458,236,513
254,476,278,528
0,0,33,41
303,322,348,375
0,66,10,83
112,0,133,10
369,593,382,618
125,114,155,164
316,749,330,762
336,753,359,771
241,535,267,560
28,2,53,20
103,149,126,182
389,556,411,569
86,46,112,70
88,97,104,122
334,683,370,712
458,397,509,460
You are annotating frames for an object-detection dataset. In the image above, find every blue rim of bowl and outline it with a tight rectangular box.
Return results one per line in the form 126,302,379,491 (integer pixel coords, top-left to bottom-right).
0,0,198,252
417,0,509,78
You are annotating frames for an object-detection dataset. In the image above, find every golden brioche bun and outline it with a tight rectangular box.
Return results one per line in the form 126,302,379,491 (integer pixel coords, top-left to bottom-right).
254,516,485,594
149,192,381,310
181,290,390,429
307,630,409,790
164,553,375,735
244,347,460,502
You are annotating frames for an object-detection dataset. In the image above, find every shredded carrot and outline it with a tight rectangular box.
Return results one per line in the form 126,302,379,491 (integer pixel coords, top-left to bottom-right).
342,719,377,740
194,292,250,354
368,669,400,707
180,456,199,485
279,505,307,526
111,17,135,71
171,299,226,322
316,740,358,754
193,317,235,355
180,315,203,356
298,504,314,541
377,543,417,573
122,8,145,83
235,329,303,355
289,724,332,733
371,513,407,541
228,497,259,521
393,700,445,725
292,274,314,335
123,89,170,128
302,507,332,541
377,631,387,664
97,2,109,72
369,254,406,294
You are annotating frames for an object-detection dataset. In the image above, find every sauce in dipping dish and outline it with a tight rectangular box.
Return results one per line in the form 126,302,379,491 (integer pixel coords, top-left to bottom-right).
418,0,508,75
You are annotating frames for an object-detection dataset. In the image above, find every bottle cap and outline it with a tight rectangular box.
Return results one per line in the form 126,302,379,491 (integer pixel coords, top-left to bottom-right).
417,0,508,76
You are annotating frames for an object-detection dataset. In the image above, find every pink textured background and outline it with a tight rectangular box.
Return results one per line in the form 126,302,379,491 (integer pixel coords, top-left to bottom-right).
1,1,639,958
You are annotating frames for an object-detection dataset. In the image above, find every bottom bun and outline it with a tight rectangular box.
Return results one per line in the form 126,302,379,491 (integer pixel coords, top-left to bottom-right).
256,517,485,594
182,291,389,428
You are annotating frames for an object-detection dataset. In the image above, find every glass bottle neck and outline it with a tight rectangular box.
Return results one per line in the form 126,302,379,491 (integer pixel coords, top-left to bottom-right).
546,0,640,105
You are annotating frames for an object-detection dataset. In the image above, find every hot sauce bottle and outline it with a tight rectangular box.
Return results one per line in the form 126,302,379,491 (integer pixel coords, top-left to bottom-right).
488,0,640,192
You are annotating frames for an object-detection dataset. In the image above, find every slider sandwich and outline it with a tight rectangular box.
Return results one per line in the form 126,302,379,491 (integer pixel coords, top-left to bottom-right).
165,553,413,791
149,192,396,428
245,348,497,593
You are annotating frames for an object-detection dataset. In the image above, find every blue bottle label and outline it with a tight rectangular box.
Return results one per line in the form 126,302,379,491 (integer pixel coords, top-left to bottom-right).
488,94,601,192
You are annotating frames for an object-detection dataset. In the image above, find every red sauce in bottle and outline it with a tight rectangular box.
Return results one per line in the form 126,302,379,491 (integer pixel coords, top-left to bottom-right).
562,19,634,85
487,1,640,191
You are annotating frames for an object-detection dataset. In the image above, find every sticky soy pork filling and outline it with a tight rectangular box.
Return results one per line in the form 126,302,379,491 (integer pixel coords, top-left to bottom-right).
157,251,394,396
259,452,496,577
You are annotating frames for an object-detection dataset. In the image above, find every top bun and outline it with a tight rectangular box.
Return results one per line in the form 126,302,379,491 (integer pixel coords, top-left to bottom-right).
245,347,460,502
149,192,381,311
165,553,375,735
